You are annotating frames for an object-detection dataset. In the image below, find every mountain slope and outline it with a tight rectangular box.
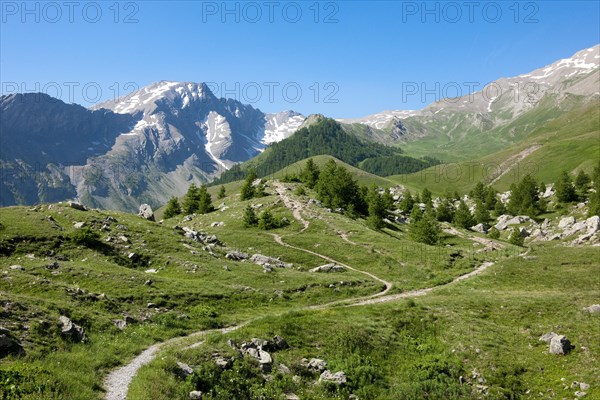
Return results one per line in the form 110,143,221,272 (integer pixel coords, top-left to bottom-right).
339,45,600,161
1,83,305,211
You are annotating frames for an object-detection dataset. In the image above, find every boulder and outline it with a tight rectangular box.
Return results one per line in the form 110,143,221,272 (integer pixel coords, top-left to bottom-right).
278,364,291,374
138,204,155,221
267,335,289,351
0,331,24,358
250,254,293,269
73,221,86,229
176,361,194,378
586,215,600,233
506,216,531,226
494,215,514,231
210,222,225,227
583,304,600,313
471,223,488,234
213,356,232,369
517,227,530,237
59,316,86,342
558,216,576,229
549,335,572,355
307,358,327,372
113,319,127,330
319,370,347,386
8,265,23,271
285,394,300,400
189,391,203,399
225,251,248,261
539,332,558,344
69,201,87,211
310,263,346,273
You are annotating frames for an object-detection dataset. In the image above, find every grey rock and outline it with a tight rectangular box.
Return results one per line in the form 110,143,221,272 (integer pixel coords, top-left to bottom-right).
575,391,587,398
278,363,291,374
580,382,590,391
471,223,488,233
549,335,573,355
176,361,194,378
225,251,248,261
73,221,86,229
138,204,155,221
0,332,24,358
213,356,232,369
583,304,600,313
8,265,23,270
69,202,87,211
59,316,86,342
189,391,203,399
285,394,300,400
558,216,576,229
539,332,558,343
309,263,346,273
251,254,293,269
319,370,347,386
308,358,327,372
586,215,599,233
113,319,127,330
210,221,224,227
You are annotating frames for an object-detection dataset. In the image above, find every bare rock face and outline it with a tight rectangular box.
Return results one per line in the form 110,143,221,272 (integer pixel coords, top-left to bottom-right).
138,204,155,221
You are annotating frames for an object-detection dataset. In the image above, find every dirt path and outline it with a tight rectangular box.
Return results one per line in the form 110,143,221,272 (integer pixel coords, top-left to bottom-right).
444,226,505,251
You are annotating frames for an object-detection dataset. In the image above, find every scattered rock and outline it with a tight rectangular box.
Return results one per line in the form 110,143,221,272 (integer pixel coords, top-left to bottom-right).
580,382,590,391
278,364,291,374
147,303,157,308
8,265,23,271
285,394,300,400
225,251,249,261
319,370,347,386
118,235,129,243
73,221,86,229
138,204,155,221
539,332,557,344
58,316,86,342
176,361,194,378
116,224,128,231
0,331,24,358
189,391,203,399
307,358,327,372
210,221,225,227
583,304,600,313
309,263,346,273
69,202,87,211
558,216,576,229
113,319,127,330
46,261,60,270
471,223,488,234
586,215,599,233
549,335,573,355
213,355,232,369
250,254,293,269
263,265,274,273
575,391,587,398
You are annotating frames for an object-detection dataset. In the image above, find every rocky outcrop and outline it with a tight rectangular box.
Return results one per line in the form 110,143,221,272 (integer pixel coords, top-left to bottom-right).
250,254,293,269
59,316,86,342
138,204,155,221
310,263,346,273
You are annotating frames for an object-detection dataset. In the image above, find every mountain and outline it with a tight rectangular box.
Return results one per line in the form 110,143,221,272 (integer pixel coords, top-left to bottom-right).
1,82,305,211
338,45,600,161
213,117,439,184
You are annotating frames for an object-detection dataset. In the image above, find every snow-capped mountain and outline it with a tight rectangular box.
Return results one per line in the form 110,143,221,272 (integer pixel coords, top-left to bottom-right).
339,45,599,143
1,82,305,211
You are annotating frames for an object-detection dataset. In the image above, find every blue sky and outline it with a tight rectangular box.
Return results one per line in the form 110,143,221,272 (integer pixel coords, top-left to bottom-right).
1,1,599,118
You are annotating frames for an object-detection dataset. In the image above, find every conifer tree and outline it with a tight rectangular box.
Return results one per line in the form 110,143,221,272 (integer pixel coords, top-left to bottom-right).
217,185,226,199
197,185,214,214
367,185,386,230
554,171,577,203
182,183,201,214
243,205,258,227
163,196,182,219
453,200,475,229
240,170,258,200
300,158,320,189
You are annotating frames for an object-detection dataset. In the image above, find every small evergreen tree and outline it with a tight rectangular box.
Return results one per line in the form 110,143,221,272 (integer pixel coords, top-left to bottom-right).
382,188,395,211
410,209,440,245
509,227,524,247
243,205,258,227
574,170,591,196
493,199,507,217
488,226,500,239
508,174,541,217
421,188,433,207
474,200,491,224
588,164,600,217
410,204,423,224
163,196,182,219
436,197,454,222
197,185,214,214
258,210,277,230
399,190,415,213
367,185,386,230
453,200,475,229
240,170,258,200
470,182,486,203
300,158,320,189
554,171,577,203
484,187,497,210
182,183,201,214
217,185,227,199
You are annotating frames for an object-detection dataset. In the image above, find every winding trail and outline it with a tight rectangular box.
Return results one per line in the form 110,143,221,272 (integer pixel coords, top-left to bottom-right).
103,181,502,399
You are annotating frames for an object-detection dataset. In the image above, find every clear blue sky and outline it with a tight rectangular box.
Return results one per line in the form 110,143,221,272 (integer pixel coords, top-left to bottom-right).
1,1,598,118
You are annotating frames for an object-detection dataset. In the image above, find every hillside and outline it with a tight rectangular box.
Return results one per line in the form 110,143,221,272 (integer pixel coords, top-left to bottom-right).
213,117,438,185
391,99,600,195
1,170,598,399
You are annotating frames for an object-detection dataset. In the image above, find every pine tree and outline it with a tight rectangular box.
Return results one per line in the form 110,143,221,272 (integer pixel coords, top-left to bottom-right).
436,197,454,222
453,200,474,229
258,210,277,230
509,227,524,247
197,185,213,214
367,185,386,230
474,200,491,224
243,205,258,227
574,170,591,196
508,174,540,217
488,226,500,239
163,196,182,219
399,190,415,213
421,188,433,207
382,188,395,211
554,171,577,203
410,204,423,224
470,182,486,203
182,183,201,214
493,199,507,217
300,158,320,189
240,170,258,201
217,185,226,199
410,209,440,245
484,187,497,210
